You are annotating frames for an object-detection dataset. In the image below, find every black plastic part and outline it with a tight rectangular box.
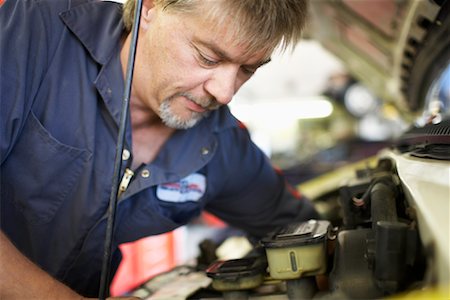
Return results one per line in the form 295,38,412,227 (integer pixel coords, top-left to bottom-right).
397,119,450,160
374,222,408,288
339,181,371,229
206,256,267,281
374,221,421,294
261,220,330,248
410,143,450,160
329,229,383,299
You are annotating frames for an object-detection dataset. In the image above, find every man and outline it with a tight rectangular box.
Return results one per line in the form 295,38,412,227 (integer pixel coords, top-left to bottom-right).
0,0,317,298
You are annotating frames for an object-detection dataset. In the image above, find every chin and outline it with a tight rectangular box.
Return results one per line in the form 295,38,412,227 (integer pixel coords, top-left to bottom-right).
161,113,206,129
160,98,211,129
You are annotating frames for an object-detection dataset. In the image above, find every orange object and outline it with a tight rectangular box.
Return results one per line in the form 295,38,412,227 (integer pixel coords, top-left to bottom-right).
110,232,176,296
201,211,227,228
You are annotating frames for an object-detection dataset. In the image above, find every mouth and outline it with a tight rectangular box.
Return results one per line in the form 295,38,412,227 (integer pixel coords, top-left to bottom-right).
183,97,207,113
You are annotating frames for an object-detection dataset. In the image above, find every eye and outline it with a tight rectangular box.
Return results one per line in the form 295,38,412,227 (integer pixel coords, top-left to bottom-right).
193,46,219,67
241,66,257,76
199,53,219,66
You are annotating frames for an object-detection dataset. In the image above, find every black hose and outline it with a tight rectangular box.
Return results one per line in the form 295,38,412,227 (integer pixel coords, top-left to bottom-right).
370,178,398,228
98,0,143,298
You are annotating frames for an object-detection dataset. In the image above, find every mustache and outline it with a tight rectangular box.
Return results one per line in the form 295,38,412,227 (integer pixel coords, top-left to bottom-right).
175,92,221,110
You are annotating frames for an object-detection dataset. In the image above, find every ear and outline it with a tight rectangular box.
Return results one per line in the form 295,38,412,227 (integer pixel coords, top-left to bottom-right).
140,0,156,30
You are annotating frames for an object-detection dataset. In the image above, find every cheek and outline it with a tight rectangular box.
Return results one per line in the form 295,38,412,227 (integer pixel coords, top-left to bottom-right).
235,74,251,91
143,29,210,90
166,49,210,88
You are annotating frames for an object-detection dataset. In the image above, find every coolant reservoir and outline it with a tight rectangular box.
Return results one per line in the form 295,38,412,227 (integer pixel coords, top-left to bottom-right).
261,220,330,280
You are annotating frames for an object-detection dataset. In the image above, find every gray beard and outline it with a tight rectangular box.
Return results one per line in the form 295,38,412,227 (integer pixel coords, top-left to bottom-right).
159,97,211,129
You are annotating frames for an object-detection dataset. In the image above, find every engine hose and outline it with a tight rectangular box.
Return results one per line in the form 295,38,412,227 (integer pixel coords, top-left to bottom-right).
370,177,398,228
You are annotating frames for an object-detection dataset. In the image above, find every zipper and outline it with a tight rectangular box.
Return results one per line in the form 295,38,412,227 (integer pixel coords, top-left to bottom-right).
118,168,134,197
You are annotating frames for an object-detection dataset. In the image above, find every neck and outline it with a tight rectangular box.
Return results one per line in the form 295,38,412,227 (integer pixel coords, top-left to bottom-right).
129,96,165,130
120,33,176,167
129,99,176,167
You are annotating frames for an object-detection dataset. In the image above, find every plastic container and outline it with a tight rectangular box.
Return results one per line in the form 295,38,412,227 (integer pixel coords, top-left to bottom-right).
261,220,330,280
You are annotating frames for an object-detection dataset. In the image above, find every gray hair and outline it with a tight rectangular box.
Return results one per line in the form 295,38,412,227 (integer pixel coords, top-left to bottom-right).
122,0,309,54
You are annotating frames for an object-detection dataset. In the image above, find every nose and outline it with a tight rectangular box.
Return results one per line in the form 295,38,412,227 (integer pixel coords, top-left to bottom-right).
204,65,240,105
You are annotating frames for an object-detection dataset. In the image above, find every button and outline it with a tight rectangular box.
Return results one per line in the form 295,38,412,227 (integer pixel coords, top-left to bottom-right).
122,149,131,161
201,147,209,155
141,169,150,178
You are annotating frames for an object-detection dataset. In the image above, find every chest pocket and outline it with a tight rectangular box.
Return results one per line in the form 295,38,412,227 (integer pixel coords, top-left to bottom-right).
154,173,207,224
1,112,90,225
156,173,206,203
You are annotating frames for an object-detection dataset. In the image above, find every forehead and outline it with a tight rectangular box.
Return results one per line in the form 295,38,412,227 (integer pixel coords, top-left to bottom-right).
162,2,273,64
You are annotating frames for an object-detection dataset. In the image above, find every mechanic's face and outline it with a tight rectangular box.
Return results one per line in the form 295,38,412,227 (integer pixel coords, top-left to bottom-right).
131,1,270,129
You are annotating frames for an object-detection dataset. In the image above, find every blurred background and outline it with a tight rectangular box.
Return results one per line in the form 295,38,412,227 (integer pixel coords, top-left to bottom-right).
230,40,405,185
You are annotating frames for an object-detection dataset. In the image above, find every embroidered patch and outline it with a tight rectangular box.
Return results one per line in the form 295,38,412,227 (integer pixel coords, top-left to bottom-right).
157,173,206,203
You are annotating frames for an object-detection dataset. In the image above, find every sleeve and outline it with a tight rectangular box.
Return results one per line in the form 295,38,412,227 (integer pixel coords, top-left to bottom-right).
0,0,50,164
205,124,319,238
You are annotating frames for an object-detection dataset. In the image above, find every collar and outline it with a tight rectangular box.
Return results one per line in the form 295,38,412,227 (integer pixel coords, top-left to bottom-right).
207,105,240,133
59,1,124,66
60,1,128,131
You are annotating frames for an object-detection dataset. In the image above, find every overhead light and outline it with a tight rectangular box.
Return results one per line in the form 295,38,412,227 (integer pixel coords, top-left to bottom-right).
343,83,379,118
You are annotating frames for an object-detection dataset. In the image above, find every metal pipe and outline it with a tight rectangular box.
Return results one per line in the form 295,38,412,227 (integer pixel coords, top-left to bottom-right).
98,0,143,298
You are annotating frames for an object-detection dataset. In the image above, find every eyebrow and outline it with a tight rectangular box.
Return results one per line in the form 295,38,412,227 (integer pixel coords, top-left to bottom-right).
196,40,272,68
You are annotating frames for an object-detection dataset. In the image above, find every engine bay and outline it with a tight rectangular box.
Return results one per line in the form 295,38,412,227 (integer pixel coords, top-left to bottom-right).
123,141,449,299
